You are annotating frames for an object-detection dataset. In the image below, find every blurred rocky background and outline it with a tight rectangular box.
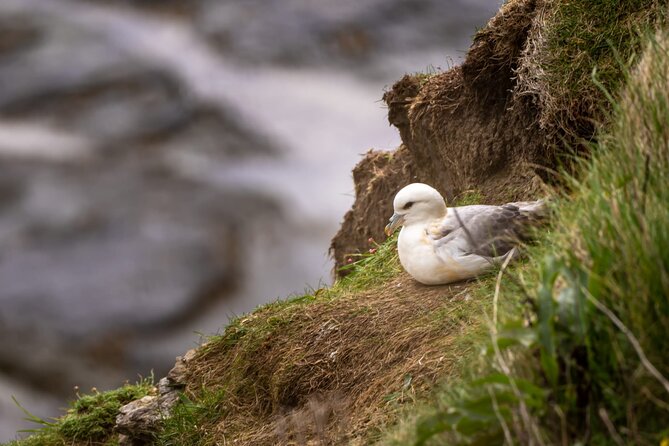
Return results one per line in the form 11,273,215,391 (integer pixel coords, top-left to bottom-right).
0,0,500,440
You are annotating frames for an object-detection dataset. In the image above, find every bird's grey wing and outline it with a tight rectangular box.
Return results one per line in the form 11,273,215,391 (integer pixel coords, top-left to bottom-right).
449,204,530,258
428,205,496,240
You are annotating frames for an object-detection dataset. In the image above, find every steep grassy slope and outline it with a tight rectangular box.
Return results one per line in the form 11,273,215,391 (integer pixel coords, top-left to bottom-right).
387,27,669,446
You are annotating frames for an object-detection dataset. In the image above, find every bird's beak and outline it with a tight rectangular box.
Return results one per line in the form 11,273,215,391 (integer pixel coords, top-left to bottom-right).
385,212,405,236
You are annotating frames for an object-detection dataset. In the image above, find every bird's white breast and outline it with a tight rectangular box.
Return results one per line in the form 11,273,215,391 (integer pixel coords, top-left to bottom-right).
397,223,476,285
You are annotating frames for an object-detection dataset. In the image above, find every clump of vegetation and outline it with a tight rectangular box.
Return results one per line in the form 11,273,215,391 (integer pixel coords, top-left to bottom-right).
451,189,484,206
537,29,669,444
335,233,403,290
4,379,154,446
411,65,443,86
518,0,668,137
396,28,669,446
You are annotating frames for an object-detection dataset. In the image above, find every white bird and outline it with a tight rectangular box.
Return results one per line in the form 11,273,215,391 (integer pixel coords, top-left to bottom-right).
385,183,546,285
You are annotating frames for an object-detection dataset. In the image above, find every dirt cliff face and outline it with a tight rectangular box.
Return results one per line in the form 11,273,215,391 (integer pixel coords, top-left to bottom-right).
332,0,554,272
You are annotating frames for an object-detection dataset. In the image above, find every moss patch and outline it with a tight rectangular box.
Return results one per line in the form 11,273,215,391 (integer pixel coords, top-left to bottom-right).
4,380,154,446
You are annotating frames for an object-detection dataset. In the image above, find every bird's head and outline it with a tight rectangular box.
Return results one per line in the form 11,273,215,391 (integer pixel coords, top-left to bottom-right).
385,183,447,236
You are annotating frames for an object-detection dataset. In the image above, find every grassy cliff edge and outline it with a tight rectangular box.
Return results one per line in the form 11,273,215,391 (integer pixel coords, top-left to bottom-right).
5,0,669,445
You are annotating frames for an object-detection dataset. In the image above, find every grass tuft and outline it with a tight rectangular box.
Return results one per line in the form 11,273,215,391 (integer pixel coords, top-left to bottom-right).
3,378,154,446
518,0,668,138
335,233,402,291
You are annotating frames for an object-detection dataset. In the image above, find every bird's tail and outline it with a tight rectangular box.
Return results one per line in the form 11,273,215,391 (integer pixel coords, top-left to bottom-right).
509,199,549,219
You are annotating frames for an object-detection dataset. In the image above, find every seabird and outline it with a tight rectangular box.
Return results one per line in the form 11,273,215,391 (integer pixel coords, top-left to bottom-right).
385,183,545,285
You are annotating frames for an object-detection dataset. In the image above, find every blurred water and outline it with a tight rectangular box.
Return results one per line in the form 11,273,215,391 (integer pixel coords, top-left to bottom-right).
0,0,501,440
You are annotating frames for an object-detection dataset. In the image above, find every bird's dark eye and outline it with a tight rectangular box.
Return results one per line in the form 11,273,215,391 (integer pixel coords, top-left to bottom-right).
403,201,415,210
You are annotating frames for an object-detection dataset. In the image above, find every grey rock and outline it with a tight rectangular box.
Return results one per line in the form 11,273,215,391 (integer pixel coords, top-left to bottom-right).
115,374,185,444
166,348,197,387
116,395,161,434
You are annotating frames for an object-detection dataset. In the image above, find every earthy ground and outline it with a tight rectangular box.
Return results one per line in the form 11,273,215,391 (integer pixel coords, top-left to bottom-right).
178,270,493,445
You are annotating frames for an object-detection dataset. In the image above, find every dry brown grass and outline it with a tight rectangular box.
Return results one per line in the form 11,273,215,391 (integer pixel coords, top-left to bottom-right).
179,273,491,445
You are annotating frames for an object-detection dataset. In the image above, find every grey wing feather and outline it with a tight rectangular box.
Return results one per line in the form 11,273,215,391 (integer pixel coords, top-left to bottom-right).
463,205,526,257
430,205,492,239
434,202,544,258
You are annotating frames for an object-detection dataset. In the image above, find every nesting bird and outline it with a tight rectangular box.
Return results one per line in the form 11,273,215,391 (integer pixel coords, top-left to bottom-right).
385,183,546,285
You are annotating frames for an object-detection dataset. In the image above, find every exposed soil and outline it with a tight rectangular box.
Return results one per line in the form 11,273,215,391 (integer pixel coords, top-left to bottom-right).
332,0,555,272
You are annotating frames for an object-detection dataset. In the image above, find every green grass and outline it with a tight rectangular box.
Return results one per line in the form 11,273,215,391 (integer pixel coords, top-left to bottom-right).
393,28,669,445
156,390,228,446
541,31,669,443
3,379,154,446
452,189,484,206
334,232,402,291
521,0,667,137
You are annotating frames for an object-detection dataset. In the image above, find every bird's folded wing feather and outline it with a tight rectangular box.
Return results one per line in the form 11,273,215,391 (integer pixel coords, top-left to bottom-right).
430,204,528,258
